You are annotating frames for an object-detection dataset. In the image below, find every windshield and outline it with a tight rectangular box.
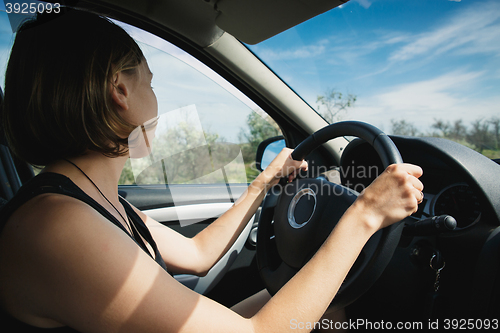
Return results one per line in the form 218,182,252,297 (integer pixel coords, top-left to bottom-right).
247,0,500,159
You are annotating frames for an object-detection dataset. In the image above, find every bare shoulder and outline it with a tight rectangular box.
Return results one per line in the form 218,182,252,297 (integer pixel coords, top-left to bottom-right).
0,194,250,332
0,194,155,329
1,193,132,263
3,193,105,239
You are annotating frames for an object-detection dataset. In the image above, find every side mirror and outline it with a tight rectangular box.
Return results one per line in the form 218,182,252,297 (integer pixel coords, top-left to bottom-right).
256,136,286,172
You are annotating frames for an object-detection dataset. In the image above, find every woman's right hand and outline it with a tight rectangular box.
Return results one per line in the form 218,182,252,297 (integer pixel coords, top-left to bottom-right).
349,163,424,232
262,147,308,185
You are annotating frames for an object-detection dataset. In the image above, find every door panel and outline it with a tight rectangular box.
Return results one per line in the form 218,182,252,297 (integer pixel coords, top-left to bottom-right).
120,183,256,296
119,183,248,210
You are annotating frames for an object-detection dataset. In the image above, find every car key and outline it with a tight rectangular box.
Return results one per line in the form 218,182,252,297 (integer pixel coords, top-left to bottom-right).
424,250,446,318
430,252,445,292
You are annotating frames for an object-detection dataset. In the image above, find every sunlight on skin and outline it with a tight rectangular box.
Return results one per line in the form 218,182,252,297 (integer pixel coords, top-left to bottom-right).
102,252,162,329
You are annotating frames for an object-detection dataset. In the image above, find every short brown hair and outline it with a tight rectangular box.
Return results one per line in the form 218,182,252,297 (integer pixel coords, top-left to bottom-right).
1,9,144,166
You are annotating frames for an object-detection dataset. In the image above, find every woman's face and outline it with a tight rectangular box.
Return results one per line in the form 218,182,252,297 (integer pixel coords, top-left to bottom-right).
122,59,159,158
124,60,158,126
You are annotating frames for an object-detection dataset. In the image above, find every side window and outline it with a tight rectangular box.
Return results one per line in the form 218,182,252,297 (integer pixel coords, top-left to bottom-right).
118,23,281,186
0,10,15,90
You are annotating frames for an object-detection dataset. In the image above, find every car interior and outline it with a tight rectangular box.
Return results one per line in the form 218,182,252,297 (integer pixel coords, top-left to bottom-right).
1,0,499,327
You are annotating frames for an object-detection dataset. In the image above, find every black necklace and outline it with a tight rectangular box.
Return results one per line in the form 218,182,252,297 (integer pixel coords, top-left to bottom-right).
64,159,134,236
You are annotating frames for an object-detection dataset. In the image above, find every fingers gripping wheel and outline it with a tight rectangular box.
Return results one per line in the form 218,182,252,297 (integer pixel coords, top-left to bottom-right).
256,121,405,311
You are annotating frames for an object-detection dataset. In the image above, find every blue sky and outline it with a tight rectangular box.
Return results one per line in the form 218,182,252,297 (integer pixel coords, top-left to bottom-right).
1,0,499,137
0,3,14,83
247,0,500,134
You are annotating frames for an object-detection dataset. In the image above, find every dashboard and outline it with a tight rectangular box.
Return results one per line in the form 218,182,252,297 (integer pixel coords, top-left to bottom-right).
339,135,500,319
429,183,482,230
340,136,500,230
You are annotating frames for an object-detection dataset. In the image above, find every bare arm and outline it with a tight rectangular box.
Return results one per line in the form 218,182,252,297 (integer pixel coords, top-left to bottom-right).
141,148,308,275
252,163,424,331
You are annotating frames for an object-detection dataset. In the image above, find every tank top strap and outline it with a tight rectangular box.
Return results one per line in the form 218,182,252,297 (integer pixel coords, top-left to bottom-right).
120,199,168,271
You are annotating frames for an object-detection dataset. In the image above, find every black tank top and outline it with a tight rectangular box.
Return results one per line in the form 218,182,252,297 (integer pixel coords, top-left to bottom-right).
0,172,168,331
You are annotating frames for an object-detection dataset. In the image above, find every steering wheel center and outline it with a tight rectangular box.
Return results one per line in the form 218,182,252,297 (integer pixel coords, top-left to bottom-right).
288,188,317,229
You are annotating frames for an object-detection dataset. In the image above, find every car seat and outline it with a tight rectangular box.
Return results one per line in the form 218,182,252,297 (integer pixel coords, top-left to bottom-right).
0,88,35,206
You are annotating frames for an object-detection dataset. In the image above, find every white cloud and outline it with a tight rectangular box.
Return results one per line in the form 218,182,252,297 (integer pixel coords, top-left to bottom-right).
346,70,500,132
256,41,327,61
376,71,483,111
354,0,372,9
389,2,500,62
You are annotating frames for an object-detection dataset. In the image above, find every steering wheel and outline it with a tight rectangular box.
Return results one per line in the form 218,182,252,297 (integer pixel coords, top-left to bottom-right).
256,121,405,311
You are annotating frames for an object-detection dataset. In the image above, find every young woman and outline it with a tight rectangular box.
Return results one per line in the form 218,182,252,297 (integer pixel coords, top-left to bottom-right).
0,9,423,332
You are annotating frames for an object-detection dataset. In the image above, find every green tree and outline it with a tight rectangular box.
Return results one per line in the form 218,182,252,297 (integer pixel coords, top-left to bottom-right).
431,119,467,141
118,159,136,185
427,117,499,158
489,117,500,150
467,119,494,153
239,112,281,181
119,121,223,185
239,112,281,146
431,119,451,137
316,88,357,123
390,119,420,136
143,122,223,184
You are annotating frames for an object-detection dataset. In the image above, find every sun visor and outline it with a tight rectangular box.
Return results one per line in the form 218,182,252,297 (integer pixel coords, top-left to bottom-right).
215,0,348,44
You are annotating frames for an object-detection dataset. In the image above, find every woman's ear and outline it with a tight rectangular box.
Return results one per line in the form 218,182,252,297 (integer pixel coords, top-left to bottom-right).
110,72,129,111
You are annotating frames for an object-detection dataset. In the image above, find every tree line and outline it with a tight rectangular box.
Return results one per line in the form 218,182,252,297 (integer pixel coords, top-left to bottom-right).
315,88,500,159
391,117,500,159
